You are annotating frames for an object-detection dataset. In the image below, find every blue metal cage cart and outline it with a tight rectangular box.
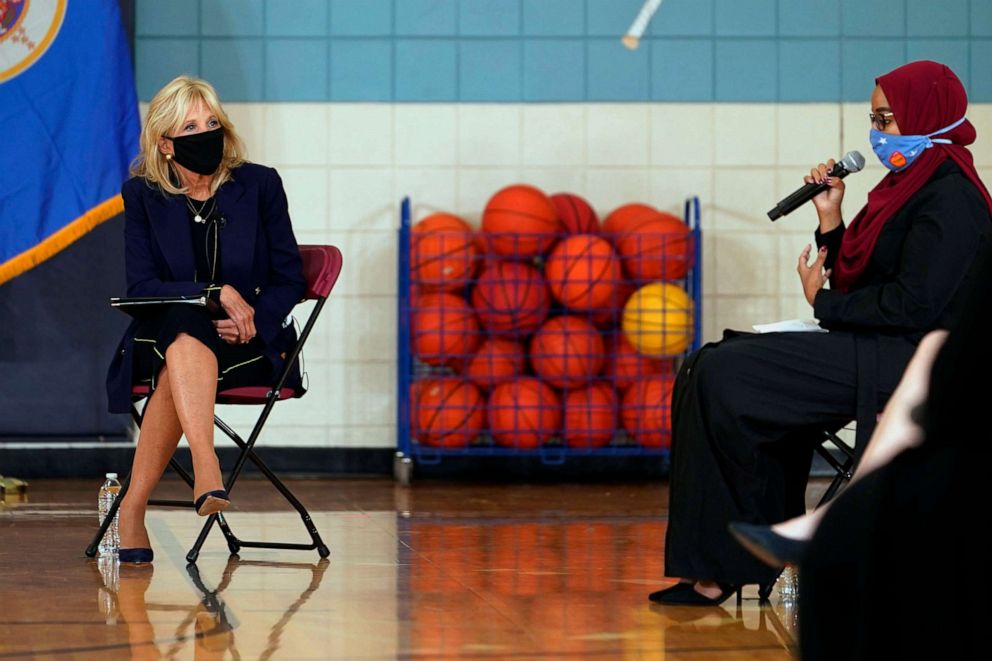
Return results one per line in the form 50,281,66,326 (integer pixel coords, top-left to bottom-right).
394,195,703,485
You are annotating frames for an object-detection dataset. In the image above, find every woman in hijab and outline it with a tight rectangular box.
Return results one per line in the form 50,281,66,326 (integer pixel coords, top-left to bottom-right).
650,61,992,605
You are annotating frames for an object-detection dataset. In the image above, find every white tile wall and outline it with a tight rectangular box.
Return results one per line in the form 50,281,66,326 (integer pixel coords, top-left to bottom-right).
328,105,394,166
518,167,587,197
712,168,779,232
713,233,779,296
521,106,586,166
457,105,521,166
337,231,397,297
776,105,841,166
393,106,457,166
207,101,992,449
649,104,714,167
263,104,329,166
583,168,652,212
647,167,713,217
714,105,778,166
280,167,329,233
586,105,650,167
968,105,992,167
328,168,396,232
392,168,458,222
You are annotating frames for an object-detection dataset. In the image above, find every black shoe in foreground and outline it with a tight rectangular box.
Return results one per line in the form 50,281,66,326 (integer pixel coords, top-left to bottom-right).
728,522,808,569
649,581,741,606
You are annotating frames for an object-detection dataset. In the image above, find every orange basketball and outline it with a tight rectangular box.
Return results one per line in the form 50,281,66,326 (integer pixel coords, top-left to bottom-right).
602,203,662,237
604,334,674,391
544,235,621,311
590,280,635,328
616,211,695,281
482,184,562,258
487,378,562,449
563,382,618,448
550,192,599,234
465,337,526,390
621,375,676,448
529,316,605,390
411,213,478,291
413,378,484,448
411,292,481,366
471,261,550,336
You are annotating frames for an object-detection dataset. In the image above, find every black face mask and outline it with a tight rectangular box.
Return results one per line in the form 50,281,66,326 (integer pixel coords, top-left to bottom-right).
166,127,225,176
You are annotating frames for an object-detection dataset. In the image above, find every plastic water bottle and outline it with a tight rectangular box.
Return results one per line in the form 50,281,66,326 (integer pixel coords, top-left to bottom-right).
776,565,799,602
97,473,121,556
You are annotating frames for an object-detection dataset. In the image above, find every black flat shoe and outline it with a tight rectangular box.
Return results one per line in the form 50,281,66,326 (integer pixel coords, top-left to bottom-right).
119,548,154,563
728,522,808,569
648,582,695,603
194,490,230,517
649,582,741,606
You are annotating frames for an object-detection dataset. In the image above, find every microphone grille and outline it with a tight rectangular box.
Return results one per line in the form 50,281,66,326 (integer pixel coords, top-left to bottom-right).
841,150,866,173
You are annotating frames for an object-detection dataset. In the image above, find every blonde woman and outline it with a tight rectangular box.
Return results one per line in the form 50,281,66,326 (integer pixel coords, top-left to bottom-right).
105,76,305,563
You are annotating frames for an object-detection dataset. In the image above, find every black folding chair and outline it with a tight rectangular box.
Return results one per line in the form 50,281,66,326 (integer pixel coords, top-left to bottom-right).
86,244,343,563
813,427,856,508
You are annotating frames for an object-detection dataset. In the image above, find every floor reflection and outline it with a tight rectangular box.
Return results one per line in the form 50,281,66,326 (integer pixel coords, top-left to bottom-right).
399,517,795,658
89,554,328,660
0,480,801,659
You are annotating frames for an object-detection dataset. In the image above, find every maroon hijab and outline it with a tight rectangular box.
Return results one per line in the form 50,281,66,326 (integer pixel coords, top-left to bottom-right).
833,61,992,292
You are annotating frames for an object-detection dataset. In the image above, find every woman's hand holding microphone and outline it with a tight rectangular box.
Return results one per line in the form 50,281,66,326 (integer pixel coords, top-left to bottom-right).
807,158,845,232
214,284,256,344
797,159,845,305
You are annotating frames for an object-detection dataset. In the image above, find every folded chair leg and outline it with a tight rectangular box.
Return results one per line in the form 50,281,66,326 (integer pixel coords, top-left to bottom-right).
241,448,329,555
185,412,330,563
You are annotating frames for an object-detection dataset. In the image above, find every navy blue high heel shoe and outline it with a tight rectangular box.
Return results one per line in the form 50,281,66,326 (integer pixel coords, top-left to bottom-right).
194,490,231,517
728,522,808,569
118,548,154,563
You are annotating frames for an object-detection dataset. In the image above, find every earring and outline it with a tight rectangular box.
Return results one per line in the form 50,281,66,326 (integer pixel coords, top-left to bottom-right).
165,153,172,160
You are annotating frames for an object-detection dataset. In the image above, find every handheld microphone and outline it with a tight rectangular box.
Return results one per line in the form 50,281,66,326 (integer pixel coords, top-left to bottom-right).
767,151,865,221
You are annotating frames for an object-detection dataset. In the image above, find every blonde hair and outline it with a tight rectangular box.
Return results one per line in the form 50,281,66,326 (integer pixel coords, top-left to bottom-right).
131,75,247,195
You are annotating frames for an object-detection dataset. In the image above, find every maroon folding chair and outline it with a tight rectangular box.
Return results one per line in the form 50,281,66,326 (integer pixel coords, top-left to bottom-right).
86,245,343,563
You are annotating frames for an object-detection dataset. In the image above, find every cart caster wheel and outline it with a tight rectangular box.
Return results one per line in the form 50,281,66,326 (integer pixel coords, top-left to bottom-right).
393,453,413,486
317,545,330,559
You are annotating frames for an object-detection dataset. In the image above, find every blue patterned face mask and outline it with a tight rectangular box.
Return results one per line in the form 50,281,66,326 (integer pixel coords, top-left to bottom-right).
870,116,966,172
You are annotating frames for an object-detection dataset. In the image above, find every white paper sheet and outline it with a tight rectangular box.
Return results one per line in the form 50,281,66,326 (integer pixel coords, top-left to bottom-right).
751,318,828,334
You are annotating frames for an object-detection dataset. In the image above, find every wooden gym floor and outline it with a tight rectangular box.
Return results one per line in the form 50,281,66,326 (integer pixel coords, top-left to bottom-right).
0,478,822,659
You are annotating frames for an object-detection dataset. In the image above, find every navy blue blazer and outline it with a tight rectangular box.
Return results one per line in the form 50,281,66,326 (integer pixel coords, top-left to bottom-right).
106,163,306,414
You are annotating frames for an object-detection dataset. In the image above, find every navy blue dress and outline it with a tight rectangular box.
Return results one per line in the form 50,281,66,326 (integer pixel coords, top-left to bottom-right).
106,164,307,413
131,196,272,391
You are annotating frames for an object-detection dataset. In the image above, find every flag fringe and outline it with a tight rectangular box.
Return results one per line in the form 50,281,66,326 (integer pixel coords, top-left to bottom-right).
0,195,123,287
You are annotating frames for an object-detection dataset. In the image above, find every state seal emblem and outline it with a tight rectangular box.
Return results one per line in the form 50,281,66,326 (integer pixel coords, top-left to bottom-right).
1,0,66,83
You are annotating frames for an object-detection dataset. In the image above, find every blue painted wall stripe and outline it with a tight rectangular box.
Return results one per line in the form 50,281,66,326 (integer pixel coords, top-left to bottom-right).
135,0,992,102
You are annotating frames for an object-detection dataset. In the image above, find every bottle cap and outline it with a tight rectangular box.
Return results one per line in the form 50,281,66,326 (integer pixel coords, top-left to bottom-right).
106,472,118,479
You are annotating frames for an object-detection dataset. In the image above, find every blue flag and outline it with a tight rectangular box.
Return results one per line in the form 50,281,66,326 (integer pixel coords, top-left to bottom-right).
0,0,139,285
